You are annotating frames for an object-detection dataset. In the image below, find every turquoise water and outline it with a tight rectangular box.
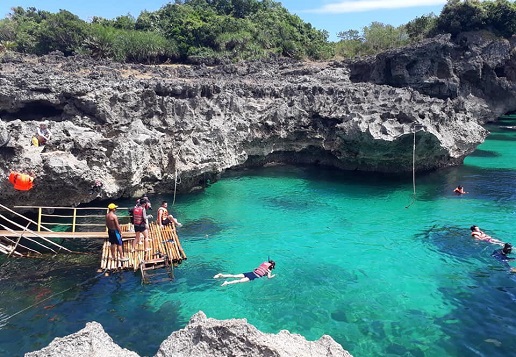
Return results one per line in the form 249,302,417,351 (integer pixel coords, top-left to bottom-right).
1,116,516,356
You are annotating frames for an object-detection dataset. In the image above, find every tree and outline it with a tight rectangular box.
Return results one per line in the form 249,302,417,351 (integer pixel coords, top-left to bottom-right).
404,14,437,41
482,0,516,37
35,10,89,55
433,0,486,36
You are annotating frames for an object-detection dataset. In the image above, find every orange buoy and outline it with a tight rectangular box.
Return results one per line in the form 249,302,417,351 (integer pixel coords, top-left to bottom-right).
9,171,34,191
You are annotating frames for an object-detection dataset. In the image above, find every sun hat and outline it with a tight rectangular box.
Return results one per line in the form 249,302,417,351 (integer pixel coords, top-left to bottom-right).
108,203,118,210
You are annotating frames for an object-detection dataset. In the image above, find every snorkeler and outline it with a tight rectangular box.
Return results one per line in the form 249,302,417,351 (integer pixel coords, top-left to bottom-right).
213,260,276,286
491,243,516,273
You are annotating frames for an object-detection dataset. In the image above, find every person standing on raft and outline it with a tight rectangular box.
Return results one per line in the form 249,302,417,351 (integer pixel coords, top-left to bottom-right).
131,198,151,252
105,203,128,262
214,260,276,286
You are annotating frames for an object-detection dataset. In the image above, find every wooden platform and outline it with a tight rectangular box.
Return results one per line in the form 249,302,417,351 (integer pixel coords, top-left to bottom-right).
100,221,187,272
0,230,137,240
0,204,188,282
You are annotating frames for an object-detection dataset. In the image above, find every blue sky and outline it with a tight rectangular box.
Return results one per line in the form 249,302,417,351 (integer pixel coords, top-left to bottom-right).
0,0,447,41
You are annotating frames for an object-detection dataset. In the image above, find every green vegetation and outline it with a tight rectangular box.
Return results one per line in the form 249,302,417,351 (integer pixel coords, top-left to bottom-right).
0,0,515,62
0,0,332,63
335,0,516,58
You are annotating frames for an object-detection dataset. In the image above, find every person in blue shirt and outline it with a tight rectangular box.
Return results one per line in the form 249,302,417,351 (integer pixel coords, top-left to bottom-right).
491,243,516,273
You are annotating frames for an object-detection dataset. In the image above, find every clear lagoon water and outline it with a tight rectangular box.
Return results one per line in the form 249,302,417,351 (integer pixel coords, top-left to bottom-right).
1,116,516,357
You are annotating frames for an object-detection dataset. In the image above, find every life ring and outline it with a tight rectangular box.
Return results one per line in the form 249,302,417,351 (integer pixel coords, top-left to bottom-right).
9,171,34,191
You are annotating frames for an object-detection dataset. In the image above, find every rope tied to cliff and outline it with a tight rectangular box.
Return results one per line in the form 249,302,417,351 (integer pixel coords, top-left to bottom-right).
405,124,424,209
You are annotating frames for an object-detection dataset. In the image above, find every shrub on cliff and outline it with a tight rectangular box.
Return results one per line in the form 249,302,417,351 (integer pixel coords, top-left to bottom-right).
0,0,333,63
431,0,516,38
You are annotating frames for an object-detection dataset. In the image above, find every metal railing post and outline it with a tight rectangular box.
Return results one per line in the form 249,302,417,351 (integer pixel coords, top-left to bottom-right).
38,207,42,232
72,208,77,233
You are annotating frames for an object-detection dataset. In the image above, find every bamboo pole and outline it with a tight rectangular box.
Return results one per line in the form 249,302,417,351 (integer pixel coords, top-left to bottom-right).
169,227,181,262
0,235,41,255
0,214,72,253
8,222,30,257
38,207,42,232
155,224,172,260
0,203,53,232
0,239,23,257
154,224,170,263
72,208,77,233
0,223,56,254
172,224,186,260
0,243,11,255
166,225,179,261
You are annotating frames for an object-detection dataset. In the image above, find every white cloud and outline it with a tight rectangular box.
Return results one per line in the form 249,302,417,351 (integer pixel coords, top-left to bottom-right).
307,0,448,14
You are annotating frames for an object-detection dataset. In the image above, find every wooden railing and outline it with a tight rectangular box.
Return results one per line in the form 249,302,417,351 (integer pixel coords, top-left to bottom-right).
13,206,130,233
0,203,72,254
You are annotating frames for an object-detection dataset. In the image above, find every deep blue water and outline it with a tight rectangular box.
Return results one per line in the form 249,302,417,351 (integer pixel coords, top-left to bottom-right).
0,116,515,356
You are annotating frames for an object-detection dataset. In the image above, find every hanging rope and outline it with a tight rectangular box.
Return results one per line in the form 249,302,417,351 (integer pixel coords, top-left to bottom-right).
405,126,418,209
172,164,179,206
412,126,417,196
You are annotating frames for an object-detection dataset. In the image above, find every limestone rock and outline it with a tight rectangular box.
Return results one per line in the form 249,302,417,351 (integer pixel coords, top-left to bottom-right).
24,313,352,357
156,311,352,357
24,321,139,357
0,31,514,207
348,32,516,122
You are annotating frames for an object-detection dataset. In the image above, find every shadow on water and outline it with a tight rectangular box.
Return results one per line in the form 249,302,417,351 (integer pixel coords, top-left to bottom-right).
484,133,516,142
180,217,224,240
264,195,321,212
418,225,482,260
420,225,516,357
467,149,500,158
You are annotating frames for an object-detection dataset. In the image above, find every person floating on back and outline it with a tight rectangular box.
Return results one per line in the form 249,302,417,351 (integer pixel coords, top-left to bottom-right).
454,185,467,194
157,200,182,228
214,260,276,286
470,225,504,245
491,243,516,273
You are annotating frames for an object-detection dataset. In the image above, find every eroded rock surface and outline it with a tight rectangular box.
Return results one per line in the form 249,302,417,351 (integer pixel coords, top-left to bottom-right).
348,32,516,121
24,321,139,357
1,31,514,207
156,311,351,357
25,312,352,357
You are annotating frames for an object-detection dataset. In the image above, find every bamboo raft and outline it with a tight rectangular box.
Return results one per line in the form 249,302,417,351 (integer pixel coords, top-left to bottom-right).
0,204,188,283
100,221,187,273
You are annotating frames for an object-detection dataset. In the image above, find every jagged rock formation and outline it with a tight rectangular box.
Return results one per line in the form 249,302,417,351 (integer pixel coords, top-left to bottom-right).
24,321,139,357
25,311,352,357
1,31,514,207
348,32,516,121
156,311,351,357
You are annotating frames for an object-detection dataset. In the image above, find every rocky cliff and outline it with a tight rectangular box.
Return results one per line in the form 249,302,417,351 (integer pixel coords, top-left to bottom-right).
25,311,352,357
1,31,514,207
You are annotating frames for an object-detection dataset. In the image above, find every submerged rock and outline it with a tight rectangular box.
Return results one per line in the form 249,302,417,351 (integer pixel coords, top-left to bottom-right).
25,312,352,357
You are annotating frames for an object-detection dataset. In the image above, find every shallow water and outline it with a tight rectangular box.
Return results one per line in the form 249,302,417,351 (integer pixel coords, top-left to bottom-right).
1,116,516,357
